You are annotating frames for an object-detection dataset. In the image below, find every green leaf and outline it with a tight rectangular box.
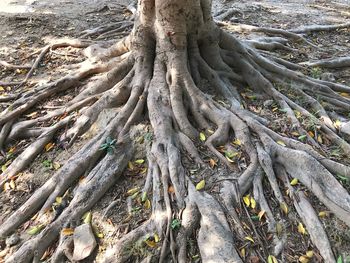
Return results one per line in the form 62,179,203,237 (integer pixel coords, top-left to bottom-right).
196,180,205,191
27,225,44,235
336,174,349,182
298,135,307,141
135,159,145,164
199,132,206,142
141,192,147,202
337,255,343,263
171,219,181,230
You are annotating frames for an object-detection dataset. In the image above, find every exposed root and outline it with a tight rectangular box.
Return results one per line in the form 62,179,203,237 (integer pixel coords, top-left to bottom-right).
1,1,350,262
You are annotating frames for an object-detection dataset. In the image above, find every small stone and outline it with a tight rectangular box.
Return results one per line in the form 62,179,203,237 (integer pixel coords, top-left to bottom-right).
263,100,274,107
72,223,97,261
6,234,20,247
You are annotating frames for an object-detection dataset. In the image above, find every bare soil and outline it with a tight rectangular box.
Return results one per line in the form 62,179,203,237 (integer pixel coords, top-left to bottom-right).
0,0,350,262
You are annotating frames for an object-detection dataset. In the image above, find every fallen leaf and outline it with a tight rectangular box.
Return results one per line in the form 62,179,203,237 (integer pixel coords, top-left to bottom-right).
308,131,314,138
240,248,246,258
27,225,44,235
145,240,156,248
62,228,75,236
306,250,314,258
277,140,286,147
127,187,140,195
337,255,343,263
298,134,307,141
280,202,288,214
134,159,145,164
128,161,134,170
298,222,306,235
290,178,299,186
299,255,310,263
45,142,55,152
83,212,92,224
9,179,16,189
199,132,206,142
209,159,217,168
53,162,61,170
232,138,241,146
318,211,329,218
268,255,278,263
196,180,205,191
141,192,147,202
55,196,62,204
168,185,175,193
144,199,151,210
244,236,254,243
317,135,323,143
258,210,265,220
154,234,160,243
243,195,250,207
250,196,256,209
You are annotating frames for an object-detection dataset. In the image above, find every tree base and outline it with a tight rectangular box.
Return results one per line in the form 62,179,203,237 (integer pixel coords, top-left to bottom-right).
1,1,350,262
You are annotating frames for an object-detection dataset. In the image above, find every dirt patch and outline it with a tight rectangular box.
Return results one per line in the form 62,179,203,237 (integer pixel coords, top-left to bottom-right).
1,0,350,262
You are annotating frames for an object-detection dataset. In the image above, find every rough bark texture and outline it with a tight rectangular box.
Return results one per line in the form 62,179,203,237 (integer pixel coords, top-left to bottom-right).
1,0,350,262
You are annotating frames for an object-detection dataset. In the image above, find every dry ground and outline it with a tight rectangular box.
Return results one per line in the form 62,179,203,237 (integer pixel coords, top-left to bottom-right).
0,0,350,262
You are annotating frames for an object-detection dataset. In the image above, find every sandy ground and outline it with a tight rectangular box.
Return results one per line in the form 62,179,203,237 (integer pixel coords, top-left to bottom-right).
0,0,350,262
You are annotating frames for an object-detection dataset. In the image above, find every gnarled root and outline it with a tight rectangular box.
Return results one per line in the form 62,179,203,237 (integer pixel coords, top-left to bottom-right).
1,1,350,262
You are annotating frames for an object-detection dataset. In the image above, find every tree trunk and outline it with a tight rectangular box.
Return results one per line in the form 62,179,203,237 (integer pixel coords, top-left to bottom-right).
1,0,350,262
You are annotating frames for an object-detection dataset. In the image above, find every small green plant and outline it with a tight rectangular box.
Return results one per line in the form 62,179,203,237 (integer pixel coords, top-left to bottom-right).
171,218,181,230
100,137,116,154
42,159,53,169
310,67,322,79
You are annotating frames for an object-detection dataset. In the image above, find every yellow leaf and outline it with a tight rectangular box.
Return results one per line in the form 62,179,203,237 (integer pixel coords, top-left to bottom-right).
154,234,160,243
280,202,288,214
199,132,206,142
318,211,329,218
53,162,61,170
209,159,217,168
0,86,4,91
208,129,214,134
144,199,151,210
290,178,299,186
128,161,134,170
55,197,62,204
334,120,342,129
308,131,314,138
83,212,92,224
9,179,16,189
145,240,156,248
196,180,205,191
299,255,309,263
135,159,145,164
26,111,38,118
258,210,265,220
291,131,300,136
306,251,314,258
127,187,140,195
268,255,278,263
225,156,235,163
240,248,246,258
277,141,286,147
244,236,254,243
97,232,104,238
250,196,256,209
45,142,54,152
243,195,250,207
340,92,350,98
61,228,74,236
233,139,241,146
140,167,148,174
317,135,323,143
298,222,306,235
